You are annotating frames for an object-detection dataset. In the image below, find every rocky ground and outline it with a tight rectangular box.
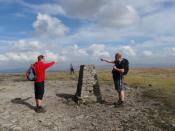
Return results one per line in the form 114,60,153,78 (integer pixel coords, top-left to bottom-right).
0,74,175,131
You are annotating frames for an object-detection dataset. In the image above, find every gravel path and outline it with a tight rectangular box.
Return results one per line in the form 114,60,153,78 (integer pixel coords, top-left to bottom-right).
0,79,174,131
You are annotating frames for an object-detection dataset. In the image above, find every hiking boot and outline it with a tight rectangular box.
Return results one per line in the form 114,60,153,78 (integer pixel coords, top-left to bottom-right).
114,100,124,107
35,106,46,113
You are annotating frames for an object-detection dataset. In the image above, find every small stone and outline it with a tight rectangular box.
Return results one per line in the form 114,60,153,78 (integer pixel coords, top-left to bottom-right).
76,115,84,119
12,126,22,131
131,108,136,111
160,120,166,124
38,120,42,123
53,126,58,131
91,123,97,127
11,119,17,123
1,123,13,130
171,124,175,128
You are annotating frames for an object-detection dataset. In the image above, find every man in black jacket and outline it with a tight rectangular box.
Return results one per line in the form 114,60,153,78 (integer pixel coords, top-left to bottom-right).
100,53,125,106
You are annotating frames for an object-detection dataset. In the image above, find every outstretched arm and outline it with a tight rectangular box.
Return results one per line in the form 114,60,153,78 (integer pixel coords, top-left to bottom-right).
100,58,114,64
43,61,56,70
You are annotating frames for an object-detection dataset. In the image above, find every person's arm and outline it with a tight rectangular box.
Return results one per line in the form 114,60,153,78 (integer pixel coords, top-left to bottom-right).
43,61,56,70
113,66,124,74
100,58,114,64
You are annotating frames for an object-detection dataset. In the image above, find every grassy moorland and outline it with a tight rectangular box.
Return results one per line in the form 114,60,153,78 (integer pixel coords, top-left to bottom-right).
13,68,175,109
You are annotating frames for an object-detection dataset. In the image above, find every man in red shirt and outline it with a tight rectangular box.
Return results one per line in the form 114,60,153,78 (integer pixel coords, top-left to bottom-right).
33,55,56,113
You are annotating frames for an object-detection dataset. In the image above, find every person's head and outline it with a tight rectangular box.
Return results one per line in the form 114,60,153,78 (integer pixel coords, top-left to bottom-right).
37,55,45,62
115,52,122,61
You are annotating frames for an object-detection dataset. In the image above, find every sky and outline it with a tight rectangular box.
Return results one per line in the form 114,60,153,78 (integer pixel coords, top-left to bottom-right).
0,0,175,71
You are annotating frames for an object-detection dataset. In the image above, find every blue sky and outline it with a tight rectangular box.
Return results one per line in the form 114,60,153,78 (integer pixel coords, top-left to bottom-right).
0,0,175,71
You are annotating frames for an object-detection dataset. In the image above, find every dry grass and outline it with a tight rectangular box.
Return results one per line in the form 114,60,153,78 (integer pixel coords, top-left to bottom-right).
126,68,175,109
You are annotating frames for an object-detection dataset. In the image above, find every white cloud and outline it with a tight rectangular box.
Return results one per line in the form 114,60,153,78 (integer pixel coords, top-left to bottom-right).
58,44,88,57
130,36,175,57
32,4,65,16
0,39,67,64
0,51,40,62
122,45,136,57
61,0,105,19
45,50,58,61
0,50,66,63
14,40,41,51
33,13,69,37
1,37,175,69
61,0,140,28
87,44,110,58
143,50,153,56
45,50,66,62
0,54,8,61
70,45,88,56
173,47,175,55
1,0,175,69
96,4,139,27
19,1,65,16
139,7,175,36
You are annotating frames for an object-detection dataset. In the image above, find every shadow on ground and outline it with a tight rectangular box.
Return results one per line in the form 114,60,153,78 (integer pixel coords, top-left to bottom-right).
11,97,35,111
56,93,75,101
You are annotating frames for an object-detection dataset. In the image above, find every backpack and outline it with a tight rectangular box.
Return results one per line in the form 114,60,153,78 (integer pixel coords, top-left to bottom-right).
26,65,36,81
120,58,129,75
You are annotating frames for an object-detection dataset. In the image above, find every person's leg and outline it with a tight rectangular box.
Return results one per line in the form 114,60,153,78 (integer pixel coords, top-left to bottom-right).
114,91,122,107
35,99,38,107
35,98,46,113
36,99,42,107
116,83,125,105
120,78,125,102
113,79,119,101
34,82,38,107
120,90,125,102
114,80,122,101
115,91,124,106
35,99,46,113
114,79,121,107
118,91,121,101
35,81,46,113
114,80,125,106
38,82,44,107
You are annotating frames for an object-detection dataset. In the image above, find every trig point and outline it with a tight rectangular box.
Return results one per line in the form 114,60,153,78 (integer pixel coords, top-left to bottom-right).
75,65,102,104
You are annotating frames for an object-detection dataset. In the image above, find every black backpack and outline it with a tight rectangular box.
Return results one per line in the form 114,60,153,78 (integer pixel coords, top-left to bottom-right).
120,58,129,75
26,65,36,81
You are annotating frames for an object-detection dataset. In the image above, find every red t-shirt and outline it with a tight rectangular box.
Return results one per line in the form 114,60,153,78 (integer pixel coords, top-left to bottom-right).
34,61,55,82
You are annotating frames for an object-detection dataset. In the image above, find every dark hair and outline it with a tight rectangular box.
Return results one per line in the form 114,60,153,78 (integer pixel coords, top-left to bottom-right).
37,55,44,61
